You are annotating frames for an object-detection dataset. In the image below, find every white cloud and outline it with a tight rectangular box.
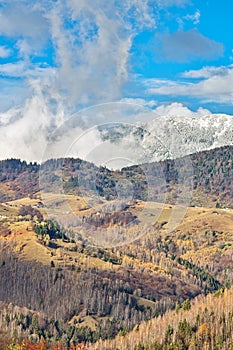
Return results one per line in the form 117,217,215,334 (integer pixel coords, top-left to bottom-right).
0,61,28,77
45,0,157,106
147,66,233,104
0,61,56,79
48,2,132,105
0,79,66,162
0,45,11,58
183,10,200,25
120,98,157,108
0,107,21,126
153,102,211,117
182,66,230,79
0,2,49,43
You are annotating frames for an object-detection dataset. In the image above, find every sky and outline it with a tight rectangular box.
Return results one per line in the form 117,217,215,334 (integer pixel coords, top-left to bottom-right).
0,0,233,161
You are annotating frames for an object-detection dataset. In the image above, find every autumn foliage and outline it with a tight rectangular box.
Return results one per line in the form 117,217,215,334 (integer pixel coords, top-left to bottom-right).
6,339,87,350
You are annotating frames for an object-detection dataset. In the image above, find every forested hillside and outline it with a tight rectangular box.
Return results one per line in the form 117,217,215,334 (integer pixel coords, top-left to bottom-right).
4,287,233,349
88,286,233,350
0,145,232,208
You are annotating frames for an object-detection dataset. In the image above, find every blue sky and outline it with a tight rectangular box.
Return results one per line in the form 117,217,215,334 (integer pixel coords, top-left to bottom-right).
0,0,232,160
128,0,233,113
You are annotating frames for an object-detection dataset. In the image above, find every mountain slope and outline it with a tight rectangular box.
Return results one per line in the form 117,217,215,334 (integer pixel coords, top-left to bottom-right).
88,286,233,350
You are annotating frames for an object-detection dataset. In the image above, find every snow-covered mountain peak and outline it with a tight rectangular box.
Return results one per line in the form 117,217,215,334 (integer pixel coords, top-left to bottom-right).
98,113,233,165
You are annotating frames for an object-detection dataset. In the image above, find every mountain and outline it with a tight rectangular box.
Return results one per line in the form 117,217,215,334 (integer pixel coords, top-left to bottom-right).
98,114,233,164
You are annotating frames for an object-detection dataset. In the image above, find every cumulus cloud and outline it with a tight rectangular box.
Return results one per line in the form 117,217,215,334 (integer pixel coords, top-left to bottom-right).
153,29,224,62
153,102,211,117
